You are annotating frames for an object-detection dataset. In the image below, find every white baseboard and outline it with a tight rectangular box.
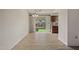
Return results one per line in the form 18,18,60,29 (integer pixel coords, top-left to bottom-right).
59,38,68,46
10,33,28,50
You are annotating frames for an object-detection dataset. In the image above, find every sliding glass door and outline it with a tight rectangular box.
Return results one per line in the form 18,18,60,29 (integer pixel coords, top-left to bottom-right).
35,16,51,32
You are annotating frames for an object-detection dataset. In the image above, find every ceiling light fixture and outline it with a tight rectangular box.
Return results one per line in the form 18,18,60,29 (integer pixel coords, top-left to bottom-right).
32,9,41,17
32,13,38,17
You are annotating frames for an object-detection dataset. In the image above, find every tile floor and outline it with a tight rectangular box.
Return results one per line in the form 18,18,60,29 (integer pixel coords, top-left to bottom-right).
12,32,74,50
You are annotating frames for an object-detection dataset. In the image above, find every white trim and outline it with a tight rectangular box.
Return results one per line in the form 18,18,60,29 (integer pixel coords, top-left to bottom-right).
10,34,28,50
59,38,68,46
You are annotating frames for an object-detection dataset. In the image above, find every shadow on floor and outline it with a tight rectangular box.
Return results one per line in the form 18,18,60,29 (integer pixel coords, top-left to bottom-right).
69,46,79,50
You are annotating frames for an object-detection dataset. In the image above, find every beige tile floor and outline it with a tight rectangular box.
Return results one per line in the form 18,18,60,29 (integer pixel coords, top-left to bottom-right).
12,32,66,50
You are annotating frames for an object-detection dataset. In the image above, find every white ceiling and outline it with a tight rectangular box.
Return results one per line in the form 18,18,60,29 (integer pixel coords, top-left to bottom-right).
26,9,59,16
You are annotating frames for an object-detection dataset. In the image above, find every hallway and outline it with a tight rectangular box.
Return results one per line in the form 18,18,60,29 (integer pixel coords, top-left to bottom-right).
0,9,79,50
12,33,65,50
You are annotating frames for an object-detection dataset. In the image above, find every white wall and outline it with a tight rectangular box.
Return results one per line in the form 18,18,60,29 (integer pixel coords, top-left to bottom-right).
0,9,29,49
56,9,79,46
68,9,79,46
29,16,35,33
45,16,51,32
58,9,68,45
0,10,5,49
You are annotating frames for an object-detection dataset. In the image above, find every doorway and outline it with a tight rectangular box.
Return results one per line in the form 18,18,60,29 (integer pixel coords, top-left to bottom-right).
35,16,46,32
34,16,51,32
